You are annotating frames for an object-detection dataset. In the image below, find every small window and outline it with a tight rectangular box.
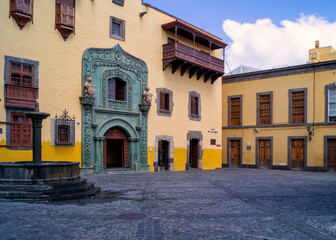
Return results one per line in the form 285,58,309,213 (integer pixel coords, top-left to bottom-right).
52,109,75,146
328,88,336,122
11,113,32,147
108,78,126,101
110,16,125,41
210,139,216,145
258,94,271,125
189,91,201,121
156,88,173,117
10,62,34,87
191,96,199,116
229,97,241,126
159,92,170,112
291,91,304,123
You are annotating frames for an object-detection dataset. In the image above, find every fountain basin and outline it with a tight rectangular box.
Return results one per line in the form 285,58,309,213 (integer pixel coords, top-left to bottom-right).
0,161,80,184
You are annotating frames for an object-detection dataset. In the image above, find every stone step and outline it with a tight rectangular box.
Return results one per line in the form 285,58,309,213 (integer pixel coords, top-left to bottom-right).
0,183,99,201
0,179,88,192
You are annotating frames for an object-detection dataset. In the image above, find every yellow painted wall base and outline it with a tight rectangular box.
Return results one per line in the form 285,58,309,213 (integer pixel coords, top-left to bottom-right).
148,146,222,172
0,139,81,165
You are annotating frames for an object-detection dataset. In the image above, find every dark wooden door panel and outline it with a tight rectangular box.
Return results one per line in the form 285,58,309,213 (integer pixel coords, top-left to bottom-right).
191,139,198,168
291,139,304,169
327,139,336,171
230,140,240,167
259,140,271,168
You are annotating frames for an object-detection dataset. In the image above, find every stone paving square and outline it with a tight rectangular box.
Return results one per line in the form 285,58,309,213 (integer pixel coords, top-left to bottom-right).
0,168,336,240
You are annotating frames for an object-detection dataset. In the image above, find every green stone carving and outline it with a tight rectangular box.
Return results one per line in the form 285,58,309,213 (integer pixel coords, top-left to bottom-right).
80,44,150,173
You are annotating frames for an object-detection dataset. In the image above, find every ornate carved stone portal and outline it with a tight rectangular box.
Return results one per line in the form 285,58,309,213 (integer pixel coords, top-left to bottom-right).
80,44,150,173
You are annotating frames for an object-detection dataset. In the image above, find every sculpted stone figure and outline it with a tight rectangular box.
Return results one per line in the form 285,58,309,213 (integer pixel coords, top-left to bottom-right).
143,87,153,104
84,76,96,96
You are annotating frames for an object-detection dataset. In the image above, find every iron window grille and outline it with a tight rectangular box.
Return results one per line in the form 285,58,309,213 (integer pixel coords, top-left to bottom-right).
53,109,75,146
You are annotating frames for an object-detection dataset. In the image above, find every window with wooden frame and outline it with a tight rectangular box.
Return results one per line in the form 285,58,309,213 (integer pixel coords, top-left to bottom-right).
10,62,34,87
55,0,75,41
291,91,305,123
108,78,126,101
210,139,216,145
328,87,336,122
9,0,34,30
229,97,241,126
188,91,201,121
159,92,170,112
258,94,271,125
110,16,125,41
11,113,32,147
190,96,199,116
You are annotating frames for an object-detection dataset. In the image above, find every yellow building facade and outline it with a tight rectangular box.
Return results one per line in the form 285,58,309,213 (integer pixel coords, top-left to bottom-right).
0,0,225,172
222,43,336,171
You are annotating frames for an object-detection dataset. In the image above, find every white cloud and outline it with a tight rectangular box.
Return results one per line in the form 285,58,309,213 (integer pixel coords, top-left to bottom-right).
222,14,336,71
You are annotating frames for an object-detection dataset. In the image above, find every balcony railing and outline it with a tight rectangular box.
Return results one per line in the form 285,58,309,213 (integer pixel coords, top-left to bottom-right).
163,42,224,74
6,84,38,108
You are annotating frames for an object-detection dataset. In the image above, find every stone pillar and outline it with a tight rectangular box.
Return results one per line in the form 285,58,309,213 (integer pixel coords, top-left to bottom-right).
94,136,104,173
139,103,151,172
79,96,95,173
128,137,139,171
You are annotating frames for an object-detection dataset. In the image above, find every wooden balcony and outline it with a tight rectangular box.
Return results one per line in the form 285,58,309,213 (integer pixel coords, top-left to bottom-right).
162,20,227,84
6,84,38,108
163,42,224,83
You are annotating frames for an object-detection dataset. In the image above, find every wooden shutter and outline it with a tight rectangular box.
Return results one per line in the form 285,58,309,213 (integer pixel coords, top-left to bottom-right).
259,94,270,124
159,92,165,110
191,96,198,115
292,91,304,123
230,98,241,125
116,80,125,101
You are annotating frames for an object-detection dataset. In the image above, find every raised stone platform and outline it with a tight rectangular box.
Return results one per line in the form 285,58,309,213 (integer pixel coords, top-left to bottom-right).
0,161,100,202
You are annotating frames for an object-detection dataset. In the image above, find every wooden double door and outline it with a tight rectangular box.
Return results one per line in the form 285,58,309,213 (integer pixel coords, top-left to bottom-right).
327,139,336,171
258,139,271,168
290,139,305,169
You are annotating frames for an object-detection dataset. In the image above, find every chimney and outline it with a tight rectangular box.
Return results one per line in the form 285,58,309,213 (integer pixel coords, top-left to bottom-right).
315,40,320,48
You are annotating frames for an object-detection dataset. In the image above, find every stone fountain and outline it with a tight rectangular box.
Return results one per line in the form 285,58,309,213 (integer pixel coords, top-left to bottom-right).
0,102,100,202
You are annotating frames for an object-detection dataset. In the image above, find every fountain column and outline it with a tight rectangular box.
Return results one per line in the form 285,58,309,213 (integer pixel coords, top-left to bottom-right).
25,102,50,164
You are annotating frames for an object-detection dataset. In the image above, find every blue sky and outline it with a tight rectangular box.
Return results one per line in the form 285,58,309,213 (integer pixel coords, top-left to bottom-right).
148,0,336,43
147,0,336,70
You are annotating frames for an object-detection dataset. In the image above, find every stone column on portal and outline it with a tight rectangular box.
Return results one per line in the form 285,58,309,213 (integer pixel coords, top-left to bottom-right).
94,136,105,173
128,137,140,171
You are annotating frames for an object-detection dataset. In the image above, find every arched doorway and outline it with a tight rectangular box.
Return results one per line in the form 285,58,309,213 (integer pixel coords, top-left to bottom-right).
103,127,129,168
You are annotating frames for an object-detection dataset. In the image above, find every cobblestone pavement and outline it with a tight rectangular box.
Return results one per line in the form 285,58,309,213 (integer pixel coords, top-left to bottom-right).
1,168,336,240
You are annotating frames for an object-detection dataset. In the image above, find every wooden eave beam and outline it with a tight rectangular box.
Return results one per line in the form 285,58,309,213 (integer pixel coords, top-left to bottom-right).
211,74,221,84
181,63,192,76
172,60,183,74
197,69,208,80
189,66,202,79
204,71,216,83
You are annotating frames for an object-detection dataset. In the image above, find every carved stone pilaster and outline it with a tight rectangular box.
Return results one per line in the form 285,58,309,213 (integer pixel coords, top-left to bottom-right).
80,96,95,168
139,104,151,169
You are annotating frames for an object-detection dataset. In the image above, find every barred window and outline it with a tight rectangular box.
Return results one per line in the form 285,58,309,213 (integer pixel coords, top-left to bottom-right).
110,16,125,41
230,97,241,126
51,109,75,146
108,78,126,101
259,94,271,125
291,91,304,123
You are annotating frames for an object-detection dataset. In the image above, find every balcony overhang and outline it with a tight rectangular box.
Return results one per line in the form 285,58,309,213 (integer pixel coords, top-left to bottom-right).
162,20,227,50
